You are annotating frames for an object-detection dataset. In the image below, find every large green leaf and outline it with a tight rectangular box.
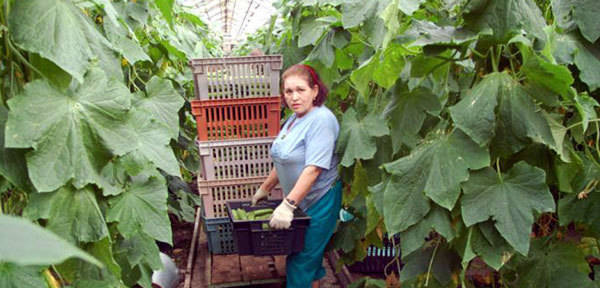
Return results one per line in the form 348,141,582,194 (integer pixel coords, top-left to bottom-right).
298,17,335,47
573,1,600,43
24,186,109,244
9,0,122,83
308,31,336,68
449,72,507,146
387,86,441,152
0,106,32,191
380,0,399,48
122,108,181,177
461,162,555,255
89,0,121,27
104,20,151,64
491,80,557,157
5,69,134,192
397,0,426,16
107,174,172,245
574,92,599,132
574,39,600,92
552,0,600,43
341,0,380,29
521,53,574,97
400,242,460,285
459,221,513,270
0,264,45,288
114,232,162,270
559,190,600,236
552,0,577,32
546,31,600,91
154,0,174,26
362,11,387,49
350,43,406,98
29,53,72,91
383,130,489,212
513,239,594,287
0,215,101,266
337,109,390,167
405,20,477,47
400,205,455,258
134,77,184,140
463,0,546,44
87,237,121,280
370,176,430,235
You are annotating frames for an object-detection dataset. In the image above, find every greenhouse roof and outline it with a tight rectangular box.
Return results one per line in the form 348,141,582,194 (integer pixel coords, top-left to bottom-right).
177,0,278,49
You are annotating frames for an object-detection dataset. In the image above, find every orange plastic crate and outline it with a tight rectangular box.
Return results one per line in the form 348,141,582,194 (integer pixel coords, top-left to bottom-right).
191,97,281,141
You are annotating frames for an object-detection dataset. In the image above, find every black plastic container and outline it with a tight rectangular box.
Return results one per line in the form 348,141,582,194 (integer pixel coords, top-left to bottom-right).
226,199,311,255
347,235,401,274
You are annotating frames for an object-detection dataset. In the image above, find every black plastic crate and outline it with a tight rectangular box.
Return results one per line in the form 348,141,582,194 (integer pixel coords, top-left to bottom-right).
226,200,310,256
202,215,237,254
347,235,401,274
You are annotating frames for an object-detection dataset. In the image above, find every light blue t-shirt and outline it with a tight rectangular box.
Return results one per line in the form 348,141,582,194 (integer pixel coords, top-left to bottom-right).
270,106,340,211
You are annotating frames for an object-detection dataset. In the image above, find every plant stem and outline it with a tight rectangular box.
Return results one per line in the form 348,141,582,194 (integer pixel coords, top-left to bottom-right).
425,239,441,287
6,38,45,78
43,269,60,288
496,158,503,182
490,47,498,73
595,122,600,157
496,45,503,71
566,118,600,130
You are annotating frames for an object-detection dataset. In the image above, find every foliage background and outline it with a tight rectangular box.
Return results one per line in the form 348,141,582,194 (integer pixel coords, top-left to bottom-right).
0,0,221,286
241,0,600,286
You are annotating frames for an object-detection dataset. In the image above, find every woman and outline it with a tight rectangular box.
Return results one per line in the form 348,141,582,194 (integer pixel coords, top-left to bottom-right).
251,64,342,288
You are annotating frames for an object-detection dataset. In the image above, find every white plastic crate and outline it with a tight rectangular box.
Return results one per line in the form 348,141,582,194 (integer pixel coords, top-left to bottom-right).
197,137,275,180
198,177,283,218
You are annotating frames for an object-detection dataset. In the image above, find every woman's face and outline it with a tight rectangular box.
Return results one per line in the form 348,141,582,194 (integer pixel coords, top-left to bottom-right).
283,75,318,118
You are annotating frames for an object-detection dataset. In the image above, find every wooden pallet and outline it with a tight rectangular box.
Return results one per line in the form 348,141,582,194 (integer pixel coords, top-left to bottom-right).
207,253,286,287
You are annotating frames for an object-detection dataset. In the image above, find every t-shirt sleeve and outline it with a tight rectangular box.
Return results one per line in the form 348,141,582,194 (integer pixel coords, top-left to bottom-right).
304,114,338,169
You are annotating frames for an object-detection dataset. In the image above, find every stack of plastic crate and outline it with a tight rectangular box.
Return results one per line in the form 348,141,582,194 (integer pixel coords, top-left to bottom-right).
189,55,284,254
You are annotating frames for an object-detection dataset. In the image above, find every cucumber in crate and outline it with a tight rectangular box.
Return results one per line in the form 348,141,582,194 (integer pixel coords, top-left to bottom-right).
227,199,310,256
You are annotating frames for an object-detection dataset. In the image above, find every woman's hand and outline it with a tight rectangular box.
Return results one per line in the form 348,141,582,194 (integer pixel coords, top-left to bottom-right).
269,199,296,229
251,188,269,206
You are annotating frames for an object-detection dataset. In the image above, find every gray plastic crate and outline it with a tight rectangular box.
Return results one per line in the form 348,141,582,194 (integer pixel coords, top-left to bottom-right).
189,55,283,100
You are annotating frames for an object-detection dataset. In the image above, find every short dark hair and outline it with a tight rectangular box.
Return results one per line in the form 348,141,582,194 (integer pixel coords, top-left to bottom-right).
281,64,328,107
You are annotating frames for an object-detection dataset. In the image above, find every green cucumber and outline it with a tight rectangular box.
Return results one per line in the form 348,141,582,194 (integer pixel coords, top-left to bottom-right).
238,209,248,220
255,214,271,220
231,209,240,220
253,208,274,216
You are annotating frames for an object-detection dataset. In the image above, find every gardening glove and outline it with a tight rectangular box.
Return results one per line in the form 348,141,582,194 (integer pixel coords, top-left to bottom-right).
269,199,296,229
251,188,269,206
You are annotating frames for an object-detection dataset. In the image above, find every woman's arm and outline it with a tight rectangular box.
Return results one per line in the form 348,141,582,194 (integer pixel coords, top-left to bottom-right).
285,165,322,205
260,167,279,192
